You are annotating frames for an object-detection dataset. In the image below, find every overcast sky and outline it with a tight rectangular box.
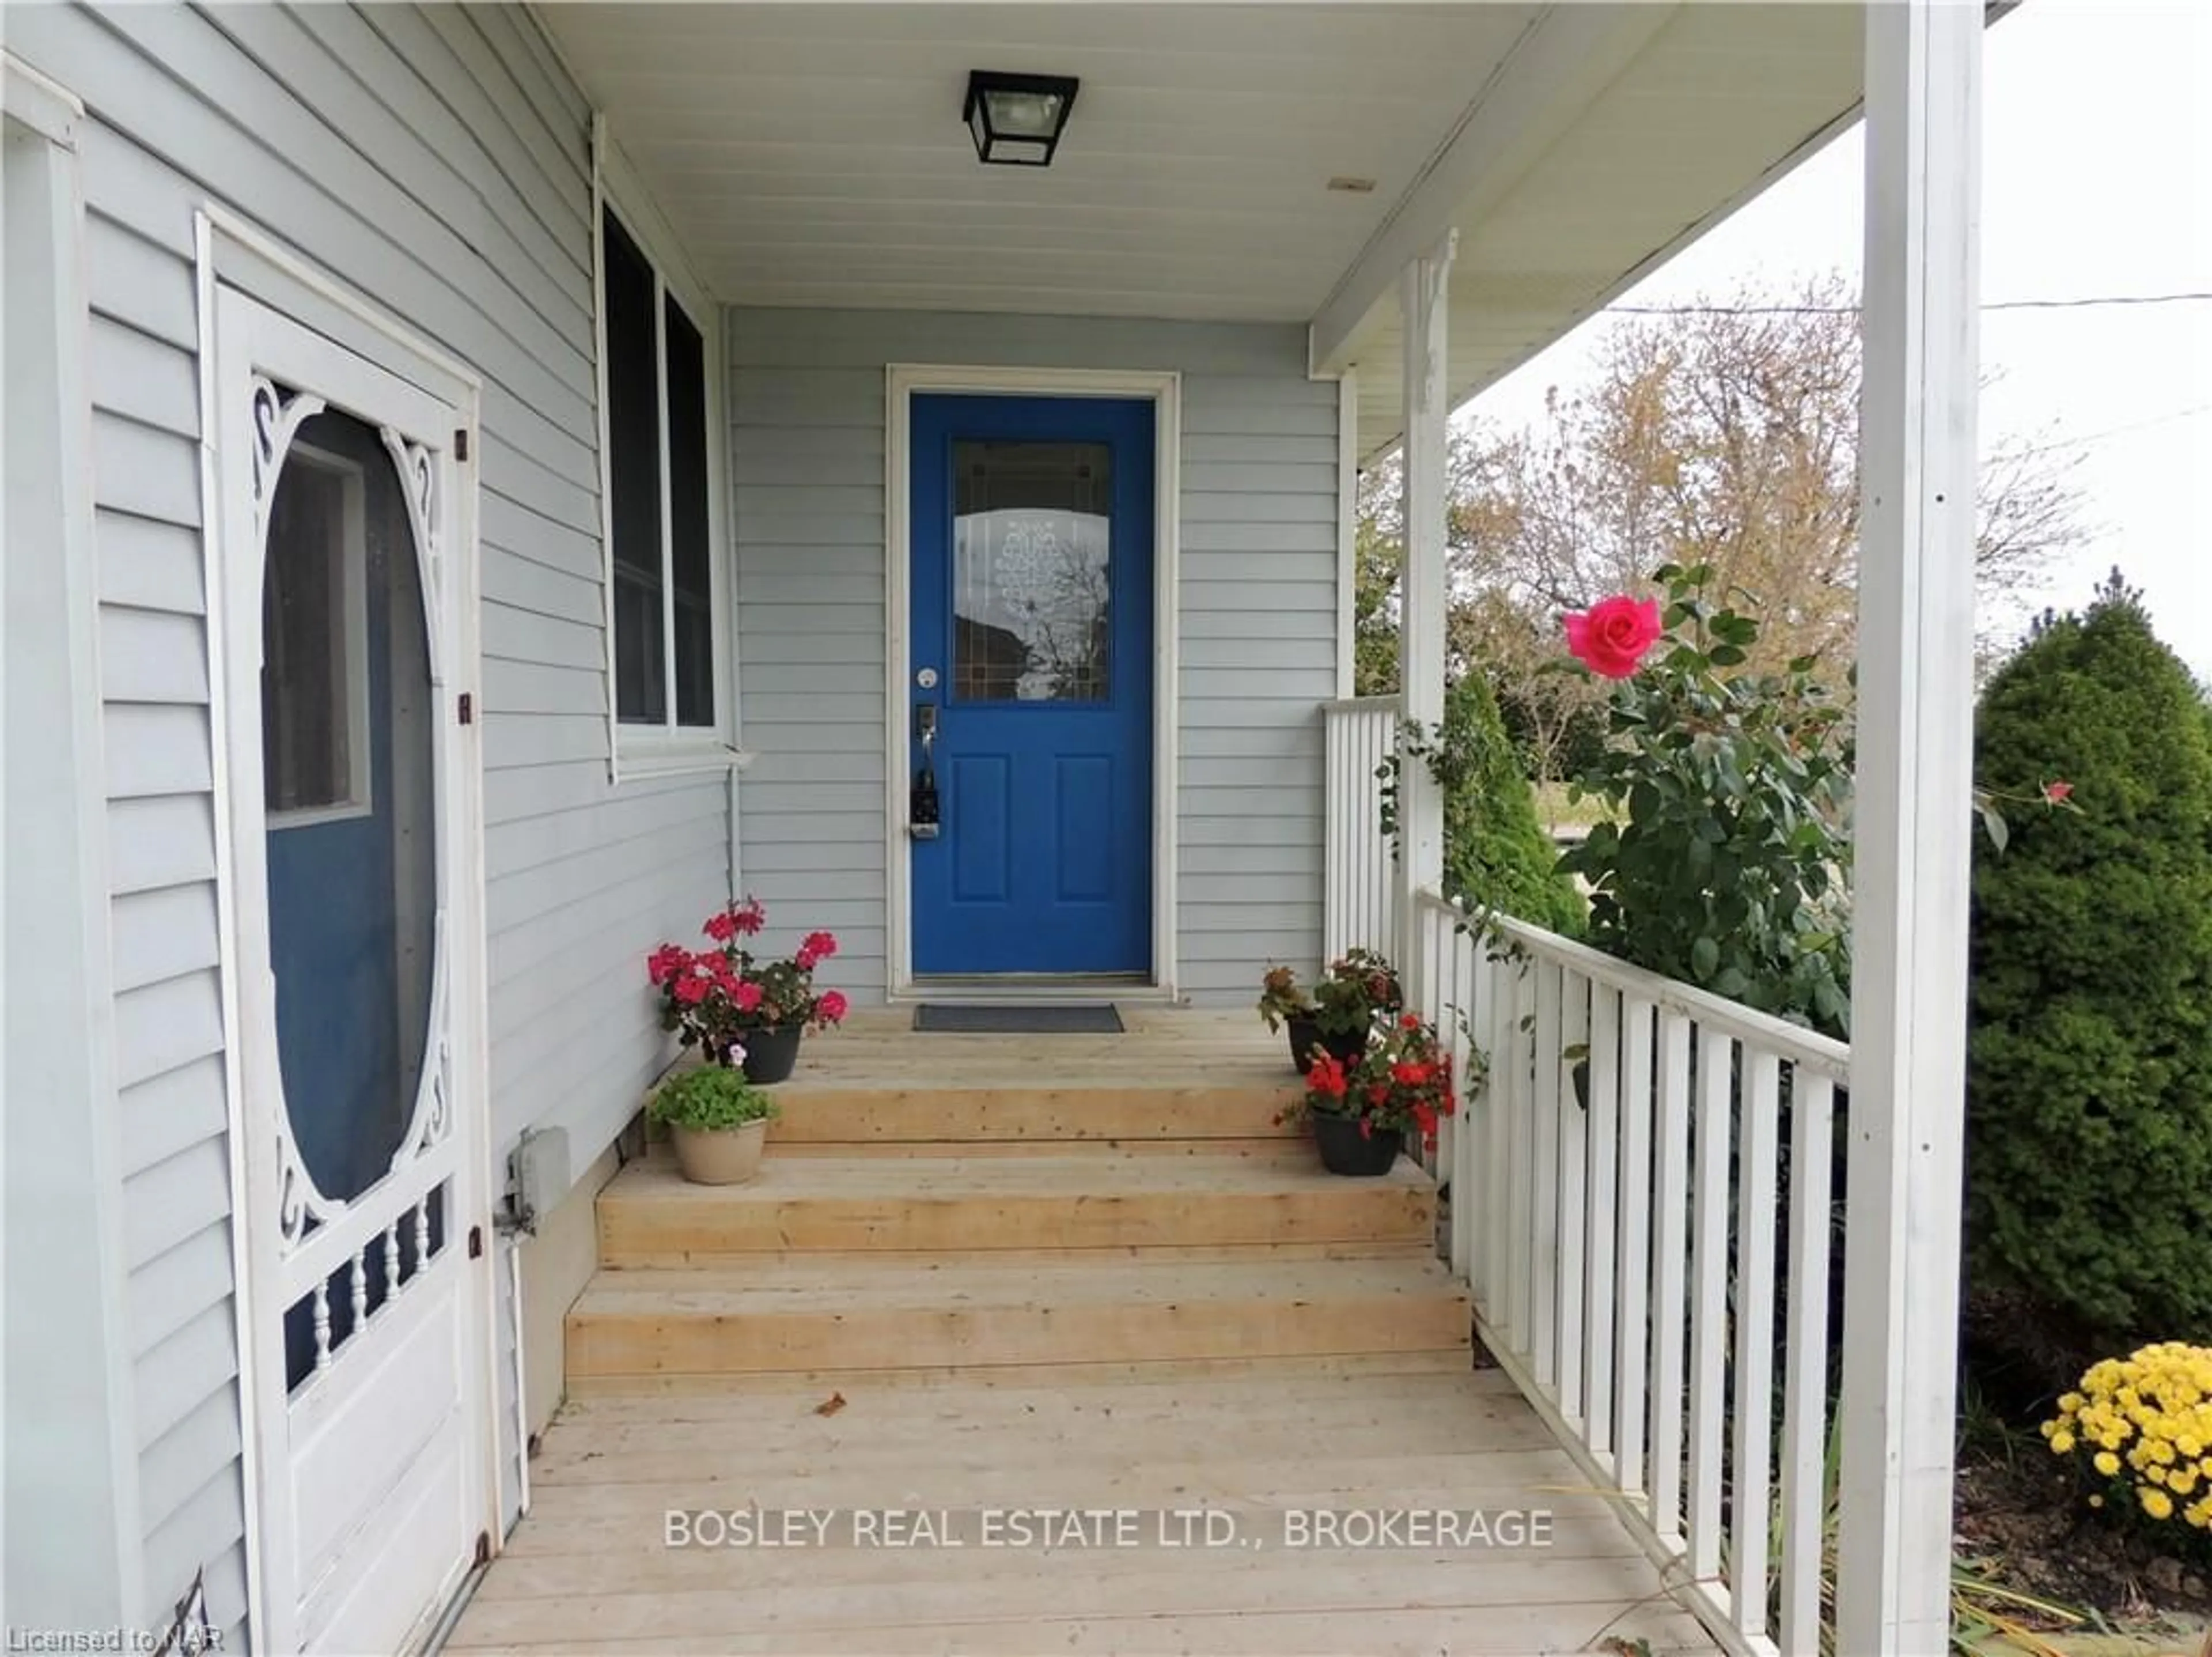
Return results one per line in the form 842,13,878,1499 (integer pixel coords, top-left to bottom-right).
1469,0,2212,678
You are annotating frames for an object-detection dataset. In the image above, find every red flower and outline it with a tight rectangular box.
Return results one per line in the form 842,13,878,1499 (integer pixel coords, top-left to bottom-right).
2043,780,2074,805
646,944,690,986
1400,1013,1421,1032
672,974,709,1007
818,990,849,1024
1564,595,1663,679
795,944,823,971
1365,1081,1391,1108
703,910,738,943
730,897,766,937
733,981,764,1013
1392,1061,1434,1088
1307,1056,1348,1099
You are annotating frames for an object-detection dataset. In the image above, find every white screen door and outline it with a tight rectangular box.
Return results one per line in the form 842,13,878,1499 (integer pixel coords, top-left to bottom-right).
213,285,495,1655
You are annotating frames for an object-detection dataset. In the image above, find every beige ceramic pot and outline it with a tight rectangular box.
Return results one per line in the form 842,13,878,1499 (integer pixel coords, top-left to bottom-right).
670,1118,768,1185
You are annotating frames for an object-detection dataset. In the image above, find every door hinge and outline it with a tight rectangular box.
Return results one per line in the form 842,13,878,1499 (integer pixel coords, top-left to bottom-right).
454,428,471,462
458,692,474,725
468,1224,484,1259
474,1531,492,1568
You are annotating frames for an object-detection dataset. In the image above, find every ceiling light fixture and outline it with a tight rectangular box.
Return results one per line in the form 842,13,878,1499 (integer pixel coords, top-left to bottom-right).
963,70,1080,167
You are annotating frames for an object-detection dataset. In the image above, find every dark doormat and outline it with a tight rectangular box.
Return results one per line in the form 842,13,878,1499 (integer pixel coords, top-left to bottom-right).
912,1004,1124,1034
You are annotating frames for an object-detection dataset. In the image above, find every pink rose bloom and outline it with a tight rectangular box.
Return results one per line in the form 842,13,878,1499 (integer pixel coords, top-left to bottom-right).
1564,595,1663,679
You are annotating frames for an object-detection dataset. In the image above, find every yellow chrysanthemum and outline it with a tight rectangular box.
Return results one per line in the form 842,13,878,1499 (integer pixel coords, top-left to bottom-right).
2050,1430,2076,1454
2093,1450,2121,1477
2142,1487,2176,1521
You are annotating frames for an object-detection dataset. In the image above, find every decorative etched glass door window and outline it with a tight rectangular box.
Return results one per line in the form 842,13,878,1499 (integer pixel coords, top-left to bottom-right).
952,441,1112,702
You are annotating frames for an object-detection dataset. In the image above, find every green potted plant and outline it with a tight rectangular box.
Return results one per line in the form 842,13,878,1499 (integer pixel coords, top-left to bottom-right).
647,1056,781,1185
1305,948,1403,1070
1277,1012,1457,1177
647,896,850,1084
1256,964,1324,1075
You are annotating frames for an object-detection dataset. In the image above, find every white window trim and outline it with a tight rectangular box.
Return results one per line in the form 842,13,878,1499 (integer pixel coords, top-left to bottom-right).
264,440,374,829
592,123,742,782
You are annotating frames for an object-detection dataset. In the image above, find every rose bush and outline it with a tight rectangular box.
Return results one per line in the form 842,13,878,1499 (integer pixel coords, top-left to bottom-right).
1556,565,1855,1036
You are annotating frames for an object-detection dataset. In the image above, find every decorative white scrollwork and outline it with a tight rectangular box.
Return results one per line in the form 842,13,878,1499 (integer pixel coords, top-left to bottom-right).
274,1130,329,1250
249,375,327,526
381,425,444,681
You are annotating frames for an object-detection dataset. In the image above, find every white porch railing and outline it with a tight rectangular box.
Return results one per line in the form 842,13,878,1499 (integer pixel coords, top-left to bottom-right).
1412,890,1851,1657
1321,697,1399,964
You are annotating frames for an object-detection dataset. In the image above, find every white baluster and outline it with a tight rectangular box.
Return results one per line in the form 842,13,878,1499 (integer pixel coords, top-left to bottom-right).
1556,970,1590,1424
1730,1047,1783,1641
1779,1073,1838,1656
1583,984,1622,1463
385,1217,402,1300
312,1281,332,1371
350,1250,368,1337
415,1198,431,1273
1615,993,1657,1501
1529,961,1563,1393
1688,1028,1737,1584
1648,1008,1694,1543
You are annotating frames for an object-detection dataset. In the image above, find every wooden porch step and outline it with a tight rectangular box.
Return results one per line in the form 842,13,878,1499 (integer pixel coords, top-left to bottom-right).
566,1254,1471,1381
595,1151,1437,1264
764,1080,1302,1145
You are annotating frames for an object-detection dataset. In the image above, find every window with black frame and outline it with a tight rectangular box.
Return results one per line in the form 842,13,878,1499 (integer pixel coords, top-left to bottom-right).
602,205,715,735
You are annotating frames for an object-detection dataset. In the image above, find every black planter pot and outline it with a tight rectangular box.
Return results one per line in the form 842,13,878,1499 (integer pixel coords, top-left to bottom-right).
1285,1014,1369,1075
732,1025,802,1085
1312,1114,1404,1176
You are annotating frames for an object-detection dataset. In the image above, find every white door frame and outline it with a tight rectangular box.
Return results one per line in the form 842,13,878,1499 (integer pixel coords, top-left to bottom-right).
883,364,1181,1000
199,213,498,1654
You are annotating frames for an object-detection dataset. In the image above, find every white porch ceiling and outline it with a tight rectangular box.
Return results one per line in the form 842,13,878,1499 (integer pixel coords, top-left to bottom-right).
539,3,1877,455
538,2,1546,319
1349,2,1868,459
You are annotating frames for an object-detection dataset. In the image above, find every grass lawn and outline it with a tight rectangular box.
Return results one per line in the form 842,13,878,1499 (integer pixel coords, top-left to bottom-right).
1531,780,1612,835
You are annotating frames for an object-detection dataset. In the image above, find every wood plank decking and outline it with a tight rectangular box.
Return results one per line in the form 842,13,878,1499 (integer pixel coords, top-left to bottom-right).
449,1009,1716,1656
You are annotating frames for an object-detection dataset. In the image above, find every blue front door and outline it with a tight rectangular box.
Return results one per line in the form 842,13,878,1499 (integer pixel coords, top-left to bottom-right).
909,394,1154,976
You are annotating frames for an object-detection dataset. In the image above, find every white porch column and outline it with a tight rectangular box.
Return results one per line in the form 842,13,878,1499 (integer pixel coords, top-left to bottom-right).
1396,231,1456,986
1836,1,1982,1649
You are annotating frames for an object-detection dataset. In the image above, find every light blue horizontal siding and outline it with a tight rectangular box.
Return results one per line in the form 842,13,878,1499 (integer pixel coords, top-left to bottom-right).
6,2,716,1635
729,308,1336,1002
